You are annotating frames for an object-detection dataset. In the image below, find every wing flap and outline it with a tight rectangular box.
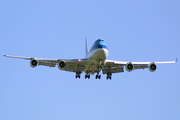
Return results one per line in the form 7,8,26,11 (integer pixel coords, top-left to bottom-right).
60,64,85,73
39,61,56,67
134,64,149,69
57,59,88,73
102,66,124,74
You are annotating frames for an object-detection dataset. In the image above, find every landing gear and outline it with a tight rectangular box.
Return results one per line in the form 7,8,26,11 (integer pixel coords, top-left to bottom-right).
95,72,101,79
95,75,101,79
106,73,112,80
85,74,90,79
76,75,80,79
75,72,81,79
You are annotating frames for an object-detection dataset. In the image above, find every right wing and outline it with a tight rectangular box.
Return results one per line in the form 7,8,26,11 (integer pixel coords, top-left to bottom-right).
102,59,177,74
4,55,88,73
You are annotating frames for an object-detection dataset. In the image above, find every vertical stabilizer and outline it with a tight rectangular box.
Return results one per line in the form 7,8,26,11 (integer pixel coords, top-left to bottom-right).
85,37,89,56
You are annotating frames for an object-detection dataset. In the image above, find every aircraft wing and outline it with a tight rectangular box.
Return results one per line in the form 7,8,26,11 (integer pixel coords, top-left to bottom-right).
3,55,87,73
102,59,177,74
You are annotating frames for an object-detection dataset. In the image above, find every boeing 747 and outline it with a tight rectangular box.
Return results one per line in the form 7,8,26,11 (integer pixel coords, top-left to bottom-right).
4,38,177,79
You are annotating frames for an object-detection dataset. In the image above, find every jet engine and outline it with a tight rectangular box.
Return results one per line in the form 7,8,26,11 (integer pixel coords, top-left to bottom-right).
58,61,66,69
30,59,39,68
149,62,157,72
126,62,134,72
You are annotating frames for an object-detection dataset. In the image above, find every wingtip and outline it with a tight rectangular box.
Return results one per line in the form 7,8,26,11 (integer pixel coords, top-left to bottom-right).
2,53,6,57
176,58,178,63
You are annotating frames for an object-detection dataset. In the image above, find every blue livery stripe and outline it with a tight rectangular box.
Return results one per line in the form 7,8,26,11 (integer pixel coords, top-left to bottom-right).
89,39,108,53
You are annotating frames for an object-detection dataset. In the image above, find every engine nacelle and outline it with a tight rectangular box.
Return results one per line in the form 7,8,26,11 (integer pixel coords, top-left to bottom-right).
58,61,66,69
30,59,39,68
149,62,157,72
126,62,134,72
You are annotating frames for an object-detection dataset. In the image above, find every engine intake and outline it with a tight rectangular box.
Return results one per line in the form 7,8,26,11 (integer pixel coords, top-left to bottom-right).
126,62,134,72
149,62,157,72
30,59,39,68
58,61,66,69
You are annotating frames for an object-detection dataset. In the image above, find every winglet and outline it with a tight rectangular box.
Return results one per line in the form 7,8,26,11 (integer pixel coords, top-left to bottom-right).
176,58,178,63
2,53,6,57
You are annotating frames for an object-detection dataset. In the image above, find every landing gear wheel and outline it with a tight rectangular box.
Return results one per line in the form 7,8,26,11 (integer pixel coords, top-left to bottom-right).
85,74,90,79
106,73,112,80
75,72,81,79
95,72,101,79
99,75,101,79
75,75,80,79
95,75,101,79
106,77,112,80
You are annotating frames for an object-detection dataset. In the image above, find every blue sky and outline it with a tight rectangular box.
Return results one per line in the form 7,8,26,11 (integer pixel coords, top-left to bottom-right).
0,0,180,120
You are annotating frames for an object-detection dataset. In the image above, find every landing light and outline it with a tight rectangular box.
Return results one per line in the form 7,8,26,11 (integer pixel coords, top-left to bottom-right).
78,59,82,62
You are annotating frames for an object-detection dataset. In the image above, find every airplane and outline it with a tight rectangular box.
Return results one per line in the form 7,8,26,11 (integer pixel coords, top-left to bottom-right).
3,38,177,80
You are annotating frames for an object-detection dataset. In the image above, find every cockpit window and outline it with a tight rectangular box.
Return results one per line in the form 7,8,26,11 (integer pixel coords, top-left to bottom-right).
98,39,104,42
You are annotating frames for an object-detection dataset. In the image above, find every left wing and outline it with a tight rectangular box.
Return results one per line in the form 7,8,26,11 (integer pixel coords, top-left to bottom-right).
102,58,177,74
3,55,88,73
4,54,59,67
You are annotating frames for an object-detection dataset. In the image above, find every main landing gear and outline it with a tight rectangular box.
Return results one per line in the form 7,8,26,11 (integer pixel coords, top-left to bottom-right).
85,73,101,79
75,72,81,79
95,75,101,79
85,74,90,79
106,73,112,80
95,73,101,79
75,72,112,80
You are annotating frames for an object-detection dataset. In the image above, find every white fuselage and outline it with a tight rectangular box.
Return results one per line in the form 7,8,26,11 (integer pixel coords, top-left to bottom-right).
86,48,108,61
84,39,109,74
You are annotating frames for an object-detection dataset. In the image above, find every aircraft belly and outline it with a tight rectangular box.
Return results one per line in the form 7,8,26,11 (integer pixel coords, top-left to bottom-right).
83,48,108,74
84,64,102,74
91,48,108,61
